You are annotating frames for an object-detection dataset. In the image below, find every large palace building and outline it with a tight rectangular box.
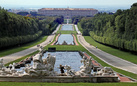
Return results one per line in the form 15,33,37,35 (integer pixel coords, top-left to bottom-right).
38,8,98,19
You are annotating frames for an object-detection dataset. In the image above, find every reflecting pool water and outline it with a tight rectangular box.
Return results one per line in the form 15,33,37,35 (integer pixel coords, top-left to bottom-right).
16,52,83,73
62,24,73,31
56,34,74,45
43,52,82,73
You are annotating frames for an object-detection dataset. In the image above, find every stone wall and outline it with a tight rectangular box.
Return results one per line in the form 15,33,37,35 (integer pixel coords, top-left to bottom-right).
0,76,119,82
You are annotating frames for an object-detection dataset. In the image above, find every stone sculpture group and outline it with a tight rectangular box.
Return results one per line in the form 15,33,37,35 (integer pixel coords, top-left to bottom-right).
0,59,23,76
0,45,116,77
75,56,93,76
24,46,56,76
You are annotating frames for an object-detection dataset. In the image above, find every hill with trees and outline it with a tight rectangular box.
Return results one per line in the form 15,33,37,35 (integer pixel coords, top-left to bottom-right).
78,3,137,52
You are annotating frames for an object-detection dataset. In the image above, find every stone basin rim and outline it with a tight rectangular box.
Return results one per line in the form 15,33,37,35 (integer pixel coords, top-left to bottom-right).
0,76,119,78
0,76,119,83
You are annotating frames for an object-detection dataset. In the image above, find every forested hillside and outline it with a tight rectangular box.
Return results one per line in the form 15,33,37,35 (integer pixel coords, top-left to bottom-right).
79,3,137,52
0,7,63,49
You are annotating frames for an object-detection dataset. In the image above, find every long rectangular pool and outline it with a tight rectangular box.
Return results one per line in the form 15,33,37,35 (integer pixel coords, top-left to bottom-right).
56,34,74,45
61,24,73,31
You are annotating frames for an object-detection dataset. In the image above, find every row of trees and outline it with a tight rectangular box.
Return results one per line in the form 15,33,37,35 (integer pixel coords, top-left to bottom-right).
0,8,39,37
0,31,42,48
90,32,137,52
38,16,63,35
72,16,83,24
0,7,64,49
79,3,137,52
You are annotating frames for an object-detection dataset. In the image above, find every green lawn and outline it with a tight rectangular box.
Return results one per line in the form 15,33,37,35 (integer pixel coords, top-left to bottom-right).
56,30,77,34
84,36,137,64
58,24,62,30
0,36,47,57
45,45,84,51
0,82,137,86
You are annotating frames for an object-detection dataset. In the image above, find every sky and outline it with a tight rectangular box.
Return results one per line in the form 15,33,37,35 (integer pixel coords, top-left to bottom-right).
0,0,137,9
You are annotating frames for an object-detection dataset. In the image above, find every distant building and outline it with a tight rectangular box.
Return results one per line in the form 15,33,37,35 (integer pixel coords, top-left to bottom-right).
38,8,98,19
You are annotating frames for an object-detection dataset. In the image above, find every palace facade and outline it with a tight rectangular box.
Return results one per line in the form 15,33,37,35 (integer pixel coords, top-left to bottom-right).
38,8,98,19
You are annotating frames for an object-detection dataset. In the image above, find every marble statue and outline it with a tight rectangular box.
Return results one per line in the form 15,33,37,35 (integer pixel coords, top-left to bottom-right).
0,45,57,77
0,59,11,76
62,41,68,45
0,61,22,76
32,53,45,70
64,65,75,76
24,46,57,76
43,53,56,71
75,57,93,76
96,67,116,76
46,53,56,68
10,63,17,73
81,56,87,67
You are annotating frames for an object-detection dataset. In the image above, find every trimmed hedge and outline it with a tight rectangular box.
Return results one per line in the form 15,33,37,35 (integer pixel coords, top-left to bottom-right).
90,31,137,52
0,31,42,48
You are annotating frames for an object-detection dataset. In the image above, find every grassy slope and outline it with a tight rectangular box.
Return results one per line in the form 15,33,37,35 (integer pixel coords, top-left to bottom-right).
0,36,47,57
0,82,137,86
56,30,77,34
84,36,137,64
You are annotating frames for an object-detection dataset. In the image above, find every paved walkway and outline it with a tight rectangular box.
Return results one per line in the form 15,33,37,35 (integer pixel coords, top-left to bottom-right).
75,25,137,74
2,25,60,64
51,34,60,45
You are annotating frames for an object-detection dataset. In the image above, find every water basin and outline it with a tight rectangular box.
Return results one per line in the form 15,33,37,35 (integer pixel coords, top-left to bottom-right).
56,34,74,45
61,24,73,31
43,52,82,73
16,52,82,73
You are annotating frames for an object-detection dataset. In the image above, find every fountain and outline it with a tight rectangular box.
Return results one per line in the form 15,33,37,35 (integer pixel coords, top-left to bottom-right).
55,34,74,45
0,46,119,82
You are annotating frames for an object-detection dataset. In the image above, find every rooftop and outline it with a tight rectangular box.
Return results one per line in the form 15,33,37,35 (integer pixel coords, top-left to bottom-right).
38,8,97,11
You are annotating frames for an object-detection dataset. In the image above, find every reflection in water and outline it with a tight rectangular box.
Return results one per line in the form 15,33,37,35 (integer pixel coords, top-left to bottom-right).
62,24,73,31
56,34,74,45
43,52,82,73
16,52,82,73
